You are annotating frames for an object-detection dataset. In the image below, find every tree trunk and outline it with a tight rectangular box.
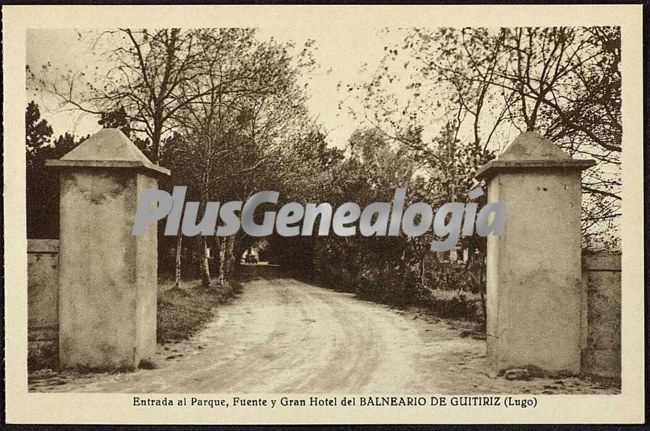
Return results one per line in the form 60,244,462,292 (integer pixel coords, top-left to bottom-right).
174,233,183,289
198,236,211,289
231,235,245,274
194,194,211,289
218,238,228,286
224,236,236,279
150,117,163,163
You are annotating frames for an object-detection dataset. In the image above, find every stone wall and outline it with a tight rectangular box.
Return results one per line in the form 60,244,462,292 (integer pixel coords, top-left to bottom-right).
581,251,621,379
27,239,59,369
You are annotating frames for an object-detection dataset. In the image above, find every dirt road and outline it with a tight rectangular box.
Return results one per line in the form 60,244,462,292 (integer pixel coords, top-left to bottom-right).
30,268,616,394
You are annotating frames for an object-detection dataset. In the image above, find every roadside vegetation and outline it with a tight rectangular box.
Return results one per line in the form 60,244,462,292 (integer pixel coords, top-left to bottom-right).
157,278,243,345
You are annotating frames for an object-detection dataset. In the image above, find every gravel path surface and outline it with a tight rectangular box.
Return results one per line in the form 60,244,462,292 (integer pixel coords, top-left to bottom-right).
29,269,618,394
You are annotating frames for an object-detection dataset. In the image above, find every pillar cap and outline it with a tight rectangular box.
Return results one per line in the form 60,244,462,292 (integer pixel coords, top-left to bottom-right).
475,131,595,180
46,128,170,177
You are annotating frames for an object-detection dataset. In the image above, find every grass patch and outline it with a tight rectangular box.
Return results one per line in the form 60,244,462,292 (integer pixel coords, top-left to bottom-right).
157,279,242,345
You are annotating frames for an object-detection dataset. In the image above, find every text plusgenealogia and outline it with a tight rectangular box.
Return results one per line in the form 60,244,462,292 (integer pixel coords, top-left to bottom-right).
133,187,505,252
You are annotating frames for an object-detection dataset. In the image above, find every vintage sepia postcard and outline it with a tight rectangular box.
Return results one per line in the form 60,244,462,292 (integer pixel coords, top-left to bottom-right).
3,4,645,425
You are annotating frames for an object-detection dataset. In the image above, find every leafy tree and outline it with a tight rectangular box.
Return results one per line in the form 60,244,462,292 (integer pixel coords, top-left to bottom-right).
26,101,53,159
26,102,87,238
31,29,219,163
347,26,621,248
165,31,319,287
26,101,55,238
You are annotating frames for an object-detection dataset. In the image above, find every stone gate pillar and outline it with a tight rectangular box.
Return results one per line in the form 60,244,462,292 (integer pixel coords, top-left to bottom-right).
47,129,170,370
475,131,594,375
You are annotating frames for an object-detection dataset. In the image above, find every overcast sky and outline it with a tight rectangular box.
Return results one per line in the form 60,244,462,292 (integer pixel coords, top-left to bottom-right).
27,28,394,148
